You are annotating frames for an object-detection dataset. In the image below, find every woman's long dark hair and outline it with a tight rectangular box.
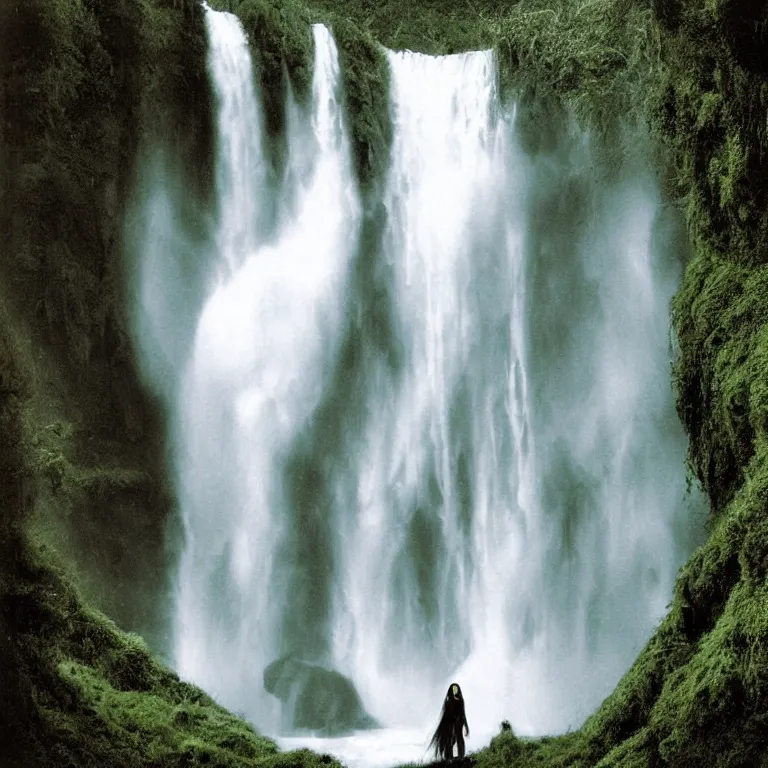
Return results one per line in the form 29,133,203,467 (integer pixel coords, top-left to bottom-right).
429,683,467,761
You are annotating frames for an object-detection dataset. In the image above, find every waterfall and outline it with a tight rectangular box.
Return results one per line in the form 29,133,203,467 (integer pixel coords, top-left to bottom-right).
329,49,523,723
129,9,701,768
204,6,267,270
318,49,697,742
172,10,360,726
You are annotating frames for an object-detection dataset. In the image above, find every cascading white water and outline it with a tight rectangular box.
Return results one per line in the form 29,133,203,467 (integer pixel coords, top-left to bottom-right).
329,48,520,722
297,50,700,761
130,11,703,768
172,10,360,726
204,7,267,269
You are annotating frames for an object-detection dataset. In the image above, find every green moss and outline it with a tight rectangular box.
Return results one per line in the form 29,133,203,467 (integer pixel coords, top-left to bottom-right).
305,0,502,56
23,417,152,502
219,0,314,137
3,545,345,768
593,728,657,768
671,249,768,510
317,13,392,191
494,0,659,124
654,1,768,266
473,727,589,768
56,660,272,763
647,476,768,764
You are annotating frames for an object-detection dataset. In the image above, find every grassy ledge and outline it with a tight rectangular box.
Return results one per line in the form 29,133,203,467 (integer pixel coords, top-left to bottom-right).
3,541,345,768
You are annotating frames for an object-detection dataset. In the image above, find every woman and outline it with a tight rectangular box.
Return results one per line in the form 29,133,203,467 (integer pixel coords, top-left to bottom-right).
429,683,470,761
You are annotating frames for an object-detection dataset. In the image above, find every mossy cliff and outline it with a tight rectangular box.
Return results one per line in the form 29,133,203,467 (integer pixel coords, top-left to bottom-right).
1,0,768,766
0,0,215,650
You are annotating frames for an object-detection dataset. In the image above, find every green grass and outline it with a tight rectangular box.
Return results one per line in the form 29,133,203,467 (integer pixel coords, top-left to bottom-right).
3,543,346,768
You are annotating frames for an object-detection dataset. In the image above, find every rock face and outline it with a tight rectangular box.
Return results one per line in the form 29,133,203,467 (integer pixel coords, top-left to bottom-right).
263,656,378,734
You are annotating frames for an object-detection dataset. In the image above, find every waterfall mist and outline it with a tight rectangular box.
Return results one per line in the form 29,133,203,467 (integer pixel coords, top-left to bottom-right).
129,8,703,767
173,13,360,726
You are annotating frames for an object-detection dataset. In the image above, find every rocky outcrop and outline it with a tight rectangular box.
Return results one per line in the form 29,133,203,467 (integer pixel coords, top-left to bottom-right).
264,656,378,734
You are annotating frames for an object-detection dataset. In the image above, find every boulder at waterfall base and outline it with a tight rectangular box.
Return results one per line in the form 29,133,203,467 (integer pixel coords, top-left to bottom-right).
264,656,378,734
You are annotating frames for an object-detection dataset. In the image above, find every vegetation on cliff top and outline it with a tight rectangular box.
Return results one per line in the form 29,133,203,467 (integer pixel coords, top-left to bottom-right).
209,0,391,190
306,0,768,276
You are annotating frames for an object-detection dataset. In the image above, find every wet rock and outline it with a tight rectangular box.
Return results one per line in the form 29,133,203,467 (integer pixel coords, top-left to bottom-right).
263,656,378,735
